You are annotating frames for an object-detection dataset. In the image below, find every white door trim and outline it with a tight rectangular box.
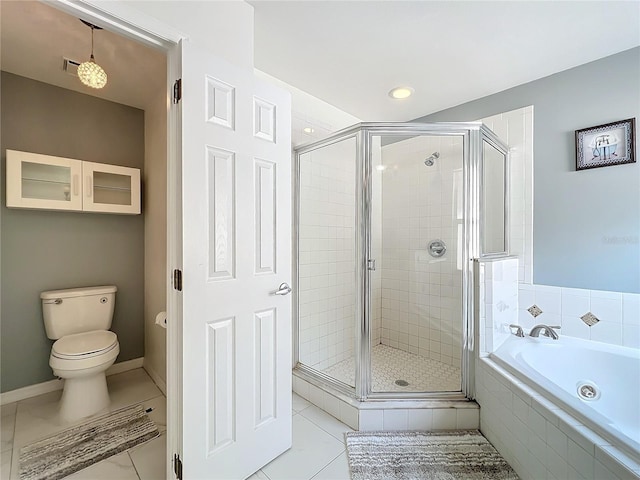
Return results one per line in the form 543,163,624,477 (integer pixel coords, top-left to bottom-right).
43,0,185,48
44,2,183,479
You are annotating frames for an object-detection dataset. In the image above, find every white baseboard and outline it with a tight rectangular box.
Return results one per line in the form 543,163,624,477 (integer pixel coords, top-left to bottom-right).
143,360,167,396
107,357,144,376
0,357,145,405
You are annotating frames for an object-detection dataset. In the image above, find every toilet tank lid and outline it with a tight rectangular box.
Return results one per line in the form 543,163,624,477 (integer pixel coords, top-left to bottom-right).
41,286,117,300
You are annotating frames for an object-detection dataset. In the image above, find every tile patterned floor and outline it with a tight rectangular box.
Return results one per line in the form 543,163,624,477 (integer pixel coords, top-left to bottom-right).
250,394,351,480
1,369,166,480
1,370,351,480
322,344,461,392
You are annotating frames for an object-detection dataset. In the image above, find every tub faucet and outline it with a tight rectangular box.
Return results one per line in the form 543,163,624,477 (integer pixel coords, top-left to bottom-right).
529,324,560,340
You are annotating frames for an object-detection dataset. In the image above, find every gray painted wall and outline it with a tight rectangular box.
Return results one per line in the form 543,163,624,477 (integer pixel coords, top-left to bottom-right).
416,47,640,293
1,72,145,392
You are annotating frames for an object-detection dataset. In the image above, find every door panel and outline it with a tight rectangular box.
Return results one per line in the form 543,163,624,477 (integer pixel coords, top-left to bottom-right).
181,39,292,479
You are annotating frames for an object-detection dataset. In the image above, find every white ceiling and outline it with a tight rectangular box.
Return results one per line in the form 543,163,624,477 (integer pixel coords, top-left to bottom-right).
0,1,166,112
2,1,638,123
251,1,640,121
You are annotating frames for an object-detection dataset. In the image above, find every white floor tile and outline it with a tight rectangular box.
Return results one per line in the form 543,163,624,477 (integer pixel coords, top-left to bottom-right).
107,369,163,410
247,470,270,480
64,452,139,480
311,452,350,480
12,390,68,448
262,415,345,480
299,405,353,441
8,369,165,480
1,449,11,480
1,411,16,453
292,393,311,413
143,395,167,433
129,433,166,480
1,403,17,418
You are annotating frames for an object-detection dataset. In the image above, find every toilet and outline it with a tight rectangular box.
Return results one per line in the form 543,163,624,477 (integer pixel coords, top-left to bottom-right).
41,285,120,422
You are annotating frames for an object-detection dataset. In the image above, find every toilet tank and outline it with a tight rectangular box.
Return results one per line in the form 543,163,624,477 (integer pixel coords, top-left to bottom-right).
41,286,117,339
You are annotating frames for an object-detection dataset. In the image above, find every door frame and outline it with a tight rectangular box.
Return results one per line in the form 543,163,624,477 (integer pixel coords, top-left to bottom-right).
45,1,184,478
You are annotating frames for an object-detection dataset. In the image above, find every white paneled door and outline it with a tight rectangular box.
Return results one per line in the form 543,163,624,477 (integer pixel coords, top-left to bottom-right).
180,40,292,479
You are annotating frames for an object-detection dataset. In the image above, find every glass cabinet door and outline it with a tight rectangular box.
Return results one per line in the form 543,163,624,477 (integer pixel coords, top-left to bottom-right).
82,161,141,214
6,150,83,211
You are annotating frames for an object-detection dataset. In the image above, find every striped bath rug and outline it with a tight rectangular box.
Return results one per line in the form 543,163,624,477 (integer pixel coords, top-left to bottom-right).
19,403,159,480
345,430,519,479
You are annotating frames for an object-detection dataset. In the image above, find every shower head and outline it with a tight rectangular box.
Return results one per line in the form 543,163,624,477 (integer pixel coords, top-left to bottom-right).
424,151,440,167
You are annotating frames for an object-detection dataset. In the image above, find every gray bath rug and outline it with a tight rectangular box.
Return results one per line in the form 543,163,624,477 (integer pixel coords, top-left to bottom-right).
345,430,519,480
19,403,159,480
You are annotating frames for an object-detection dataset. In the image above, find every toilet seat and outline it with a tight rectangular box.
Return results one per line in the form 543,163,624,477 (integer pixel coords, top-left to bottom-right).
52,330,118,360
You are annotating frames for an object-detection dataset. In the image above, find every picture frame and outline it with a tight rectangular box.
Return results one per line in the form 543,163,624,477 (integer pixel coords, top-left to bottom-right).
575,118,636,171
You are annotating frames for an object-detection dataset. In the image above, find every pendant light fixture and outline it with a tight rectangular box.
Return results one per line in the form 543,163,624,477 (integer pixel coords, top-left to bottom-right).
77,20,107,89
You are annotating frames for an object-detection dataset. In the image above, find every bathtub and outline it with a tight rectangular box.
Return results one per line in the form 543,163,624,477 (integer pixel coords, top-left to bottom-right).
491,334,640,461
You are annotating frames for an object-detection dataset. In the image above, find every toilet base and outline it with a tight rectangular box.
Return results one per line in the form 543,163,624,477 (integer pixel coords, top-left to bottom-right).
59,372,110,422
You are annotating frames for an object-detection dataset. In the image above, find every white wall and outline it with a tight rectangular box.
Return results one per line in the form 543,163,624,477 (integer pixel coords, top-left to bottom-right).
143,57,168,392
254,69,360,147
120,1,254,70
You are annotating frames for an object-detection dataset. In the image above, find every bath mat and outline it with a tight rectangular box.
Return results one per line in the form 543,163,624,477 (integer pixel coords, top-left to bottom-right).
345,430,519,480
18,403,159,480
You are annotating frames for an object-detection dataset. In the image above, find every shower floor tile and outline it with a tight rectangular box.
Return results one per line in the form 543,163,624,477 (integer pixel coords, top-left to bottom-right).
322,344,461,392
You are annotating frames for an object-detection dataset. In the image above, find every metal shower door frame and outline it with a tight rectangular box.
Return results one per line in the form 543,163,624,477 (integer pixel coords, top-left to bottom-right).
359,122,482,401
292,121,510,403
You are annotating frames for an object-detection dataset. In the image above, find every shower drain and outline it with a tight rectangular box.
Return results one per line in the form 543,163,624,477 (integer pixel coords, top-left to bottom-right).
395,379,410,387
577,382,600,401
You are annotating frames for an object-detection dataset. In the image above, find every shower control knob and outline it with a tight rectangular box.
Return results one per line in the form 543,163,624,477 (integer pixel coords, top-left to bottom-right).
428,239,447,258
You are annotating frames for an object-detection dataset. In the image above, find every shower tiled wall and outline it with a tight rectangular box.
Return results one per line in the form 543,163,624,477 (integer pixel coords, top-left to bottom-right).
376,135,464,368
298,139,357,370
479,106,534,285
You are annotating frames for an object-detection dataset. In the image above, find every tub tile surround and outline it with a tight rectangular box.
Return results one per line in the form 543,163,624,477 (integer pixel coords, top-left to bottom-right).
478,257,640,479
476,358,640,480
517,283,640,349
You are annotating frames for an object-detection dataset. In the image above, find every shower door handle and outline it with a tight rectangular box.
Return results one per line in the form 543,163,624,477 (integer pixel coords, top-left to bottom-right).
274,282,292,296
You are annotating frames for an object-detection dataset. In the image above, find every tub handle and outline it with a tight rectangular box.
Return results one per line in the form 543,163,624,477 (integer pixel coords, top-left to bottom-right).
509,324,524,337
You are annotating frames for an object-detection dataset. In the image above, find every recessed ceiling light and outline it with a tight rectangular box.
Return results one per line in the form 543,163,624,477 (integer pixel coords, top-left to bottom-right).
389,87,414,99
303,127,314,134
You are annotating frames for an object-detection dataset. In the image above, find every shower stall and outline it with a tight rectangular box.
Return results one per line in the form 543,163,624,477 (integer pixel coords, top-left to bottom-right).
294,122,508,405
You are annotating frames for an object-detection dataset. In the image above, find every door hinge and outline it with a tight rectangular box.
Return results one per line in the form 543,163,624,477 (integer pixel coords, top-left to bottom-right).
173,78,182,104
173,269,182,291
173,453,183,480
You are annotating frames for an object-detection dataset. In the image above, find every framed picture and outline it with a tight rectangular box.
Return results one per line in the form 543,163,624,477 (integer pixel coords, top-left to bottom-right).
575,118,636,170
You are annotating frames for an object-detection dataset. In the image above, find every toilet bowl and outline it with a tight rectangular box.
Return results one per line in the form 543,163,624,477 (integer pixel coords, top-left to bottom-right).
50,330,120,421
41,286,120,422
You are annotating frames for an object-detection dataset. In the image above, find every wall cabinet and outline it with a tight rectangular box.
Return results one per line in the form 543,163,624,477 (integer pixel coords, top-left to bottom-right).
6,150,141,214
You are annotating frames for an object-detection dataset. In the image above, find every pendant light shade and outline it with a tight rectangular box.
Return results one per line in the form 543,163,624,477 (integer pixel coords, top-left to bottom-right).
78,20,107,89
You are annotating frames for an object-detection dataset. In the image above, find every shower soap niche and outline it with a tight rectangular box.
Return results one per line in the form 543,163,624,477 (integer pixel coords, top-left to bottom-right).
6,150,140,215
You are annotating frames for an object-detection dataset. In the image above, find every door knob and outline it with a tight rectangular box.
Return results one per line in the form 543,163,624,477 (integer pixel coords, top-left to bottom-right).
274,283,292,296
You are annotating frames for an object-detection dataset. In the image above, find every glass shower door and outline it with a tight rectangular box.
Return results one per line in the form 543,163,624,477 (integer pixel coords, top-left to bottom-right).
297,135,358,388
368,132,465,395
